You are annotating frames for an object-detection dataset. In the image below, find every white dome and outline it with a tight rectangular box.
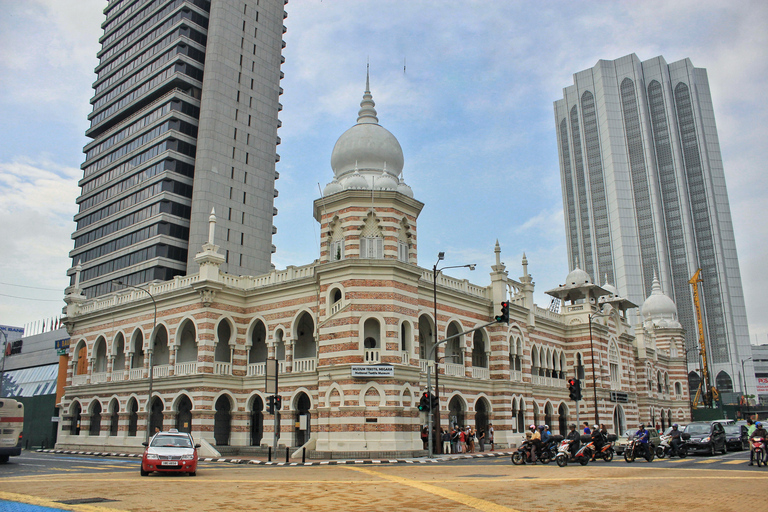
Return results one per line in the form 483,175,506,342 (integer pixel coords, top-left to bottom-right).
374,171,399,190
323,178,342,196
343,171,368,190
330,77,404,179
601,275,619,297
642,274,681,328
565,266,592,286
397,177,414,198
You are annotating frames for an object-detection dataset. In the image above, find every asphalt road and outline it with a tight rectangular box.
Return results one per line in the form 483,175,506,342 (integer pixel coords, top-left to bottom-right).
0,450,766,512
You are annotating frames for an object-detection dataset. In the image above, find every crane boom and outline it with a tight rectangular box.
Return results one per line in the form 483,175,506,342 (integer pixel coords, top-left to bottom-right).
689,269,719,407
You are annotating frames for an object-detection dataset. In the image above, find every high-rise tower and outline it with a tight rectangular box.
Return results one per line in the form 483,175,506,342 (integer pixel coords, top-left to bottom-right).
67,0,286,299
554,54,755,396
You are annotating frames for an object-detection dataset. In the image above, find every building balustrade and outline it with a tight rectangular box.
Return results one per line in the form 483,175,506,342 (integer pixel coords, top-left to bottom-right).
152,364,171,378
293,357,316,373
364,349,380,363
128,368,145,380
400,351,409,365
444,362,465,377
174,361,197,376
91,372,109,384
214,361,231,375
510,369,522,382
471,367,489,380
110,370,125,381
72,374,88,386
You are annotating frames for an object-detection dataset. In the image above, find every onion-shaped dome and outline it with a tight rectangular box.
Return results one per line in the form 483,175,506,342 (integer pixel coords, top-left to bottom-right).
343,170,368,190
642,273,681,328
565,266,592,286
323,178,343,196
602,275,620,298
397,177,414,198
374,170,399,190
330,73,404,180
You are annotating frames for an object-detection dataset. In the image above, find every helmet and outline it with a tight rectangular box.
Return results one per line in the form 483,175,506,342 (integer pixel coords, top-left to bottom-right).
570,424,576,429
529,425,536,430
639,424,645,429
544,425,549,429
757,422,763,428
593,425,599,430
672,424,678,428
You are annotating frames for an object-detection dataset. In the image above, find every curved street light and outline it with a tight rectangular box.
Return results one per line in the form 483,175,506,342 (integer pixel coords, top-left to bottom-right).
113,280,157,443
429,252,475,457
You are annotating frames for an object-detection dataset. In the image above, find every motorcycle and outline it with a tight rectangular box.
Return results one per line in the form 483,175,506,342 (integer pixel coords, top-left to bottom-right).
751,437,766,467
572,438,596,466
624,435,654,463
512,440,550,465
555,438,579,467
655,433,689,459
593,434,617,462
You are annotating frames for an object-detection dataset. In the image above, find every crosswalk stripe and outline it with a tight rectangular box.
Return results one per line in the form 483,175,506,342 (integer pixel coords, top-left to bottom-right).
723,460,748,464
665,459,687,463
696,459,717,464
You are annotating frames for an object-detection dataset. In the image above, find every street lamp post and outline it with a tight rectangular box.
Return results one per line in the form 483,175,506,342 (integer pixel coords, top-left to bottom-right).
429,252,475,457
113,281,157,442
741,356,753,418
587,310,608,426
0,328,8,396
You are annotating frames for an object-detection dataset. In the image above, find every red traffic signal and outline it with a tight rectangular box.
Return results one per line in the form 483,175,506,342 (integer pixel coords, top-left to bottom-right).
495,301,510,324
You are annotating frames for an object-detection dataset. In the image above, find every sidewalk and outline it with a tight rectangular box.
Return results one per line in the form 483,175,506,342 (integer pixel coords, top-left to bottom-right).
36,448,514,466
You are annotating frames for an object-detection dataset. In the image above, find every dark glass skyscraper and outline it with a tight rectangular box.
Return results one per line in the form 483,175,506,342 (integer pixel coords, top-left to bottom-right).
68,0,286,298
554,54,755,396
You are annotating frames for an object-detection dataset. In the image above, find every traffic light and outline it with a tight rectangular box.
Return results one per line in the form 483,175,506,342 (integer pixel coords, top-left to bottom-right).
568,378,582,401
274,395,282,411
418,392,430,412
430,392,439,410
266,395,275,414
495,301,509,324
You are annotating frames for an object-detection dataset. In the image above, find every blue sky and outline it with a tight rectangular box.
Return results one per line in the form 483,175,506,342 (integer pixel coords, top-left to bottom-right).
1,0,767,343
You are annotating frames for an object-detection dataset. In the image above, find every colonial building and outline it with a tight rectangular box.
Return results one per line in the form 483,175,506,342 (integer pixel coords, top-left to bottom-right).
56,80,690,456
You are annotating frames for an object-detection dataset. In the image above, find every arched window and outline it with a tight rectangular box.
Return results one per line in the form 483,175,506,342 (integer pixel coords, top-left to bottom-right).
609,342,620,388
93,337,108,374
418,315,434,360
446,322,463,365
127,398,138,437
472,331,487,368
109,399,119,437
363,318,380,363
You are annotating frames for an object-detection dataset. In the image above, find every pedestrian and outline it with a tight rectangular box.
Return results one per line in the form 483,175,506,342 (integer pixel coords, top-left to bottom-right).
451,425,461,453
421,425,428,450
467,427,475,453
478,428,486,452
600,424,608,437
442,428,451,455
488,422,494,451
583,422,591,435
458,426,466,453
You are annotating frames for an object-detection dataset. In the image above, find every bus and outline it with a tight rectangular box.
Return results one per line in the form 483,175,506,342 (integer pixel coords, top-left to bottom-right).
0,398,24,463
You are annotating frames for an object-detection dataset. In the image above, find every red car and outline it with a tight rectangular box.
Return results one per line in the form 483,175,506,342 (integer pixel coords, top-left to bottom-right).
141,429,199,476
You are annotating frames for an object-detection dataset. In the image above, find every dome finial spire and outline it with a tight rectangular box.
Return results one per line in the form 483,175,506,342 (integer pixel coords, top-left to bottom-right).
358,63,378,124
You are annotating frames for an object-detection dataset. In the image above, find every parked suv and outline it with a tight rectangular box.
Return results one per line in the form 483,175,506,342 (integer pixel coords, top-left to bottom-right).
684,421,727,455
141,429,199,476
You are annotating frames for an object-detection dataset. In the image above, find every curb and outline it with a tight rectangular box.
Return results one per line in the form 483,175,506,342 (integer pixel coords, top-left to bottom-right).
36,449,514,466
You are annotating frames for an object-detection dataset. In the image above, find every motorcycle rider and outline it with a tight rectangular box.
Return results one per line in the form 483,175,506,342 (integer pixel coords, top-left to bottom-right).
749,421,768,466
590,424,605,460
566,423,581,459
668,424,683,456
529,424,541,462
635,423,651,460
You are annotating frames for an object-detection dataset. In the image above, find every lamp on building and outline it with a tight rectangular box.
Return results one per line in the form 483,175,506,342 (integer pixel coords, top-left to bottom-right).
112,280,157,442
429,252,475,457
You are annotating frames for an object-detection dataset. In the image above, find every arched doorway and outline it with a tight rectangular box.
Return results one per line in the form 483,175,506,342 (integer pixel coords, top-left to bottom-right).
613,405,626,435
688,371,702,397
109,399,119,436
128,399,138,436
176,395,193,433
149,397,164,434
448,396,465,429
214,396,232,446
89,401,102,436
251,396,264,446
716,371,733,394
294,392,311,447
544,402,553,430
558,403,568,436
70,402,81,435
474,398,489,434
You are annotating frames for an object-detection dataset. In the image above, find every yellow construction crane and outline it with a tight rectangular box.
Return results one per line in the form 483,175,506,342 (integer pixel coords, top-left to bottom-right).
690,269,719,408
